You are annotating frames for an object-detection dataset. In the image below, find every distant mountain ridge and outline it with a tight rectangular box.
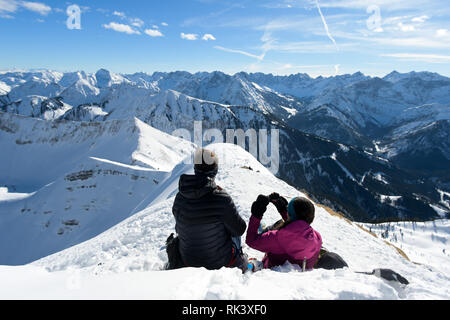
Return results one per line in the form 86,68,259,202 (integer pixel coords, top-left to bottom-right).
0,68,449,222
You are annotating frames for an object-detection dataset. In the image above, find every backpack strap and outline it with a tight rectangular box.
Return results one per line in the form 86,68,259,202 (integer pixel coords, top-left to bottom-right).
226,247,237,267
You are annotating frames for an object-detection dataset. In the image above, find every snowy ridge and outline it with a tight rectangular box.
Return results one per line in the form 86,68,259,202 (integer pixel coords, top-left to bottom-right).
0,111,448,298
0,113,196,265
0,69,303,120
362,219,450,275
1,68,448,174
0,143,445,299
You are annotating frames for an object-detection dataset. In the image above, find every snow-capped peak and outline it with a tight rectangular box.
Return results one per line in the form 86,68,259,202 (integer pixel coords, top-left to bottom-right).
95,68,127,88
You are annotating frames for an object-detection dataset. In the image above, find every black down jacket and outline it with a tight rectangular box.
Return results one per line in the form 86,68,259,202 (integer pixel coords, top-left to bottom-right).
172,174,247,269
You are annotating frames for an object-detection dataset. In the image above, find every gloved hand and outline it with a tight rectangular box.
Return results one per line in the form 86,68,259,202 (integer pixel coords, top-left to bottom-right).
269,192,288,216
251,195,270,219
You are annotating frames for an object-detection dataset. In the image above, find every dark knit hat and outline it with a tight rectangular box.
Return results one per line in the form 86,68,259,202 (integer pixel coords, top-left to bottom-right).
287,197,315,224
193,148,219,176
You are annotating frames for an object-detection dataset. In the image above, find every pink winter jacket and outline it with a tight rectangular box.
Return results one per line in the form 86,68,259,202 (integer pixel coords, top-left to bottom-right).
246,215,322,270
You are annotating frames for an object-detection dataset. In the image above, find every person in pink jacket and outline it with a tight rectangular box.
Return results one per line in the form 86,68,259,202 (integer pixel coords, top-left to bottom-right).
246,193,322,270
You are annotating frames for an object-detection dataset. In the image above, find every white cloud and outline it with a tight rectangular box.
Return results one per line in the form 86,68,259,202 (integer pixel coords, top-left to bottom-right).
161,22,168,26
96,8,109,14
112,11,126,18
131,18,145,28
381,53,450,63
436,29,448,37
103,22,141,35
398,22,415,32
80,6,90,13
386,37,449,48
315,0,431,11
145,29,163,37
278,63,330,70
0,0,19,13
181,32,198,40
411,15,429,23
202,33,216,41
334,64,340,75
20,1,51,15
382,15,410,25
331,29,450,49
111,11,145,29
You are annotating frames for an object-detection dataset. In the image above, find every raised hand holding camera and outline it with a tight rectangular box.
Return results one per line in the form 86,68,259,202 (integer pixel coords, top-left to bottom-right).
269,192,288,217
251,195,270,219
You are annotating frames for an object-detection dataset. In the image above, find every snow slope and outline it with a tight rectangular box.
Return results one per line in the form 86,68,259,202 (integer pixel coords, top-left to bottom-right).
0,112,193,190
0,187,33,202
362,219,450,275
0,143,444,299
0,113,196,265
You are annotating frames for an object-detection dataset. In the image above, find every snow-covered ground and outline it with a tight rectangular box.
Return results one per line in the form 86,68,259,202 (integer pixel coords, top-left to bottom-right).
361,220,450,275
0,114,196,265
0,187,33,202
0,143,448,299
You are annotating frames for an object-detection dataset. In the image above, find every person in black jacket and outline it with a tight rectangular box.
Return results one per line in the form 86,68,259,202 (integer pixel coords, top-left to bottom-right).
172,148,248,271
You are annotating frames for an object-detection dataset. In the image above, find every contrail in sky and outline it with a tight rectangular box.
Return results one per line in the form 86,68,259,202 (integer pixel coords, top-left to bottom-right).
214,46,266,61
315,0,339,51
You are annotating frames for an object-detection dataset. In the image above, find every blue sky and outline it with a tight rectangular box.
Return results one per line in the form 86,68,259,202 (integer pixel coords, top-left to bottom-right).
1,0,450,77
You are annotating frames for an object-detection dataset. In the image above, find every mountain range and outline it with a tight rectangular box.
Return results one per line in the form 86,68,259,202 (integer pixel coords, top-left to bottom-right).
0,69,449,222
